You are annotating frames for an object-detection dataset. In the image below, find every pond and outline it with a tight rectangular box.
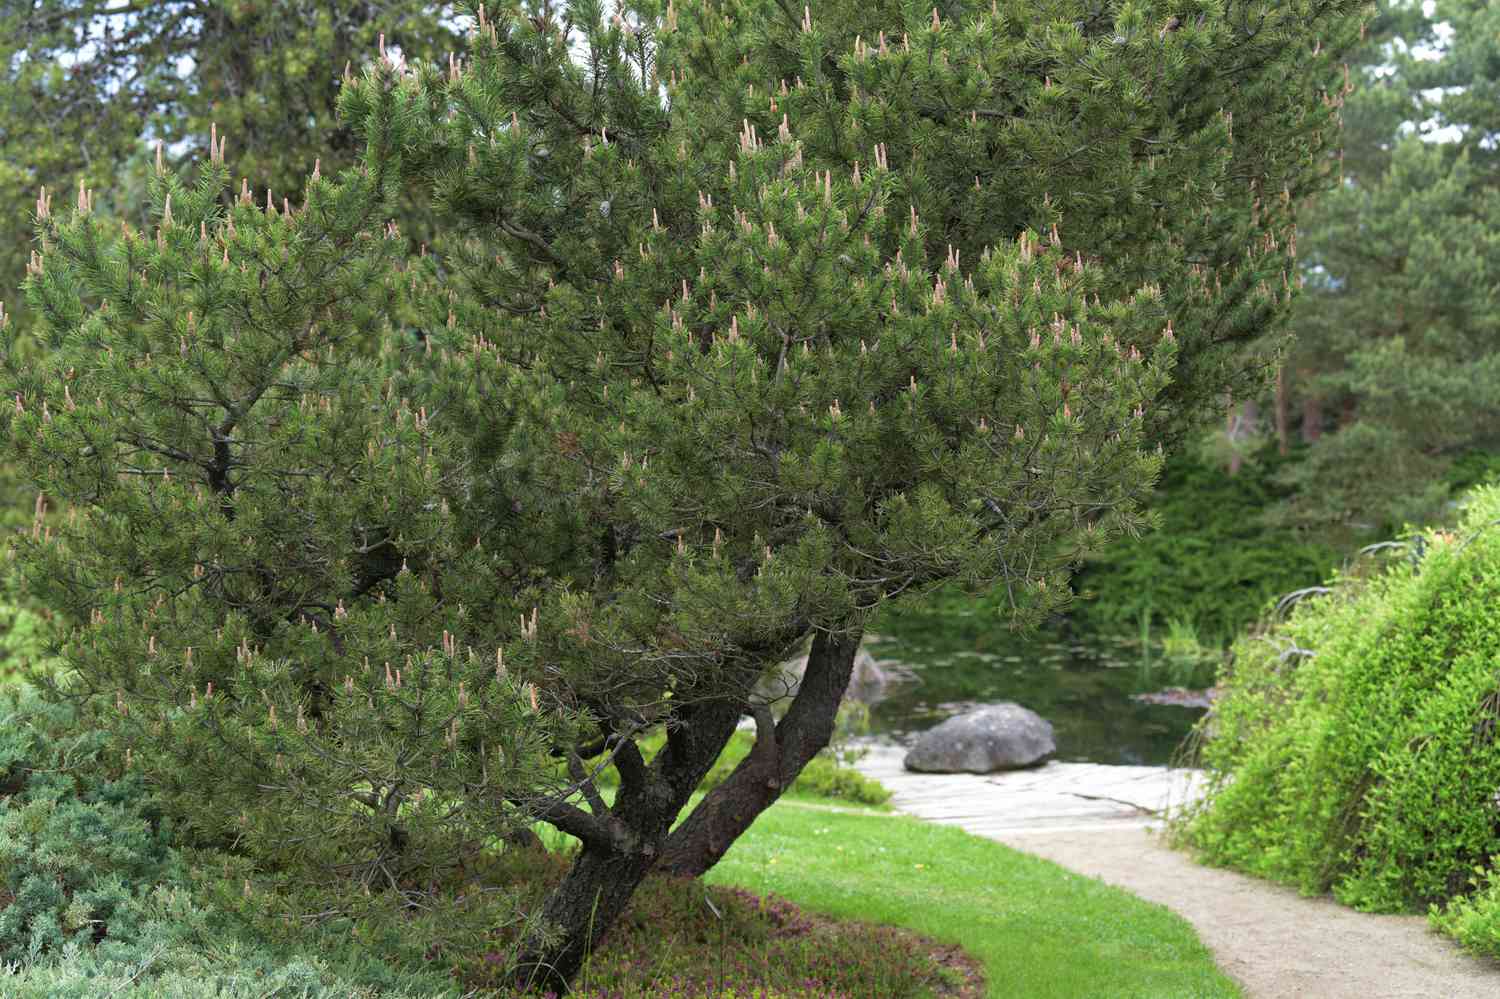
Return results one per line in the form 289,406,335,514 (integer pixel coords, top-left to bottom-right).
859,616,1209,767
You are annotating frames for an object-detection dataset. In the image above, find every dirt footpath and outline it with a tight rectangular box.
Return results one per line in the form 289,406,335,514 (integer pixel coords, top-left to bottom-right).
998,826,1499,999
854,744,1500,998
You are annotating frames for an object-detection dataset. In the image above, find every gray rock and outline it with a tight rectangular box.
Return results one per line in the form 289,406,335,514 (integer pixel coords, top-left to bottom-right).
758,644,917,706
903,703,1056,773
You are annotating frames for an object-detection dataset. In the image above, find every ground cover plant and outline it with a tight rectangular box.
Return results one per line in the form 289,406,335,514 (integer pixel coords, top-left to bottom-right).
1172,484,1500,959
0,684,462,998
469,847,982,997
4,0,1365,989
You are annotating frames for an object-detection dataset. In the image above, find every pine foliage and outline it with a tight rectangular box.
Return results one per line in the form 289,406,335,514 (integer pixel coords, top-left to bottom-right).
9,146,573,896
0,1,464,339
4,0,1368,987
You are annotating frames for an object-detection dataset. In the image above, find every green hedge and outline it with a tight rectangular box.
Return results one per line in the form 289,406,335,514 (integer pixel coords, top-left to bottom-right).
1172,484,1500,957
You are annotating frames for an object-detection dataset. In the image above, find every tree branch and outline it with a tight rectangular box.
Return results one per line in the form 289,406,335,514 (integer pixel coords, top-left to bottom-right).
516,793,610,847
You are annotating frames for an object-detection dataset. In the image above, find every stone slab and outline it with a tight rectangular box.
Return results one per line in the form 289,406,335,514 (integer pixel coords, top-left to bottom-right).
853,741,1206,832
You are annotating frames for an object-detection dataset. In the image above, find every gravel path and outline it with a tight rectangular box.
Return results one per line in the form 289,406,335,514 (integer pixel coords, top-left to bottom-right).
854,744,1500,998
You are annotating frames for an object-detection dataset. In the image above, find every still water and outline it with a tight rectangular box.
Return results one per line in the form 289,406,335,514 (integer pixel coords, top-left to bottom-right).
860,619,1208,767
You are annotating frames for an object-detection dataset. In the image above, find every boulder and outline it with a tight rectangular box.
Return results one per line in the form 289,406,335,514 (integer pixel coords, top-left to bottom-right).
758,643,916,705
903,703,1055,773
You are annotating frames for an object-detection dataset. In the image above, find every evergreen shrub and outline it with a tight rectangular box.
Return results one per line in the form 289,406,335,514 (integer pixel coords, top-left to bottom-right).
0,689,174,964
1068,446,1338,645
1444,450,1500,498
0,894,454,999
0,685,463,996
1172,484,1500,956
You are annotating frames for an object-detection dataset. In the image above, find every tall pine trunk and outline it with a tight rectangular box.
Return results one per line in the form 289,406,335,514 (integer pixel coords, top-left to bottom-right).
1227,399,1259,476
1302,378,1324,444
1275,365,1290,456
657,628,862,877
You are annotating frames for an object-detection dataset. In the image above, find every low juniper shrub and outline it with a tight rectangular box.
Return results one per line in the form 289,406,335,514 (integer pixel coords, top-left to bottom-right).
0,686,465,997
0,689,174,964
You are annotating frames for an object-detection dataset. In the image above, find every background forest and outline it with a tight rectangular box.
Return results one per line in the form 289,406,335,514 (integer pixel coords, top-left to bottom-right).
897,0,1500,650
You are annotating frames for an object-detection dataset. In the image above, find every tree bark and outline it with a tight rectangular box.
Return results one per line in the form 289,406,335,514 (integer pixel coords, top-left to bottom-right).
1226,399,1258,476
1275,365,1290,456
510,841,663,994
656,627,862,878
1301,379,1323,444
509,694,744,992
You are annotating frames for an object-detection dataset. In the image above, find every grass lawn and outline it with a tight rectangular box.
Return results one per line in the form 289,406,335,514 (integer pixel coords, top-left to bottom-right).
707,797,1242,999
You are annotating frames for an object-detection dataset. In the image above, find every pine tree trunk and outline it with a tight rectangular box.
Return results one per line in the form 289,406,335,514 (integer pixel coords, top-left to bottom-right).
510,695,745,992
656,628,862,878
1275,365,1290,456
1301,385,1323,443
1302,390,1326,441
1228,399,1259,476
510,843,662,994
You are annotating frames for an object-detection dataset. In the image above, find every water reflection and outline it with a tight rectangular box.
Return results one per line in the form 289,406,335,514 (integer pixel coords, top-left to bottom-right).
860,619,1205,767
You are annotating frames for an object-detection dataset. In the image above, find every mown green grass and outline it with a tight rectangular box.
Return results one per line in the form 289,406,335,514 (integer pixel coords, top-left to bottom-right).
707,797,1242,999
531,783,1240,997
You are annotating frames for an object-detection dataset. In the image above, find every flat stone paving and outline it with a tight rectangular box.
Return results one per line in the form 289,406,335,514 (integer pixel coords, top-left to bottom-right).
854,742,1203,834
853,741,1500,999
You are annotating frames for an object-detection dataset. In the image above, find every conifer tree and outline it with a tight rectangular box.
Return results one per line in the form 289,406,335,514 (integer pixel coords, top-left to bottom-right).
0,0,463,338
5,0,1365,990
1273,0,1500,535
0,1,465,540
8,138,582,912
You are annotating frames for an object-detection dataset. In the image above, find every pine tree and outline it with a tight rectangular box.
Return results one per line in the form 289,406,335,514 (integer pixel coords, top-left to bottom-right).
8,139,581,909
0,1,463,339
5,0,1365,991
1274,0,1500,537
